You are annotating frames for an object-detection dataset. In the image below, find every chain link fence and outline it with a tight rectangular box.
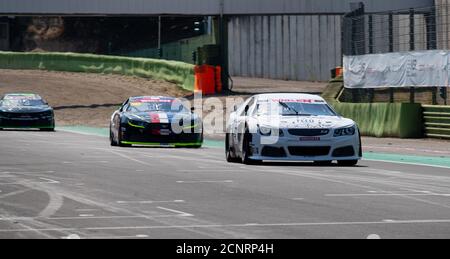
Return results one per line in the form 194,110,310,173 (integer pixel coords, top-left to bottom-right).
341,2,449,105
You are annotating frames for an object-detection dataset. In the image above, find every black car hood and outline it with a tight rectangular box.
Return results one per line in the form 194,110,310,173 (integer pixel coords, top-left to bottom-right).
0,106,52,113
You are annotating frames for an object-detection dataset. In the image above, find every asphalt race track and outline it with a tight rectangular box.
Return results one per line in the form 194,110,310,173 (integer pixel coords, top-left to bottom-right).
0,130,450,239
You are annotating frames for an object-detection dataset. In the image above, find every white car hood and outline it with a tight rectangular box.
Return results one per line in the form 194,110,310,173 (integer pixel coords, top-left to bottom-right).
257,115,355,129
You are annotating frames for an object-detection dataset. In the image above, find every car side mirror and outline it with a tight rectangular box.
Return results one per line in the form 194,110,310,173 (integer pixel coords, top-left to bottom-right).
191,107,195,112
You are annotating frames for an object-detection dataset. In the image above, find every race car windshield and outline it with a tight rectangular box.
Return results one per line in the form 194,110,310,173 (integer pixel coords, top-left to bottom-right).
128,100,189,113
0,99,46,107
256,102,336,116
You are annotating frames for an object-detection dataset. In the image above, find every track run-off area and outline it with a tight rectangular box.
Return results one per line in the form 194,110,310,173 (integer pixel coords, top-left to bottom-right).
0,129,450,239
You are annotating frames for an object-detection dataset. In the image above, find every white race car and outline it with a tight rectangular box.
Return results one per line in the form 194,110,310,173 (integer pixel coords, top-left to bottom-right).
226,93,362,166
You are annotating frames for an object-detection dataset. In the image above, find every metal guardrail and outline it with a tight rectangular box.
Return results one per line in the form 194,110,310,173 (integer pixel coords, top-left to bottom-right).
423,105,450,139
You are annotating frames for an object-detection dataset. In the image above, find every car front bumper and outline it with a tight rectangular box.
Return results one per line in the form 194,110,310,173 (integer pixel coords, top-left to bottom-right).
0,117,55,129
121,122,203,147
248,133,361,162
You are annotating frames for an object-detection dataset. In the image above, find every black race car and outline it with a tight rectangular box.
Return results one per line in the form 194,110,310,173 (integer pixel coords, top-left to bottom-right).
110,96,203,148
0,93,55,131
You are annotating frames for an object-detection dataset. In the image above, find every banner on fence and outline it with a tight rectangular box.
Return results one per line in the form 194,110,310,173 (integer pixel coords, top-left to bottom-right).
344,50,450,88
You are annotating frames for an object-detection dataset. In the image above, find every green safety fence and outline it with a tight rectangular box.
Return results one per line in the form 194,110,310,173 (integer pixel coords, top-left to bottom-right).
330,102,423,138
0,51,195,91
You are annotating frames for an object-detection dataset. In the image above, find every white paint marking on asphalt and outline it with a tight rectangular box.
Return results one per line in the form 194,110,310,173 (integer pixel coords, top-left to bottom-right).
76,209,99,212
325,193,450,197
367,234,381,239
0,214,194,221
0,178,60,185
39,178,60,184
383,219,395,222
0,189,30,199
176,180,234,184
62,162,73,164
157,206,194,217
86,234,150,239
79,214,95,217
292,198,305,201
177,169,245,173
3,219,450,233
62,234,81,239
117,200,185,204
38,189,64,218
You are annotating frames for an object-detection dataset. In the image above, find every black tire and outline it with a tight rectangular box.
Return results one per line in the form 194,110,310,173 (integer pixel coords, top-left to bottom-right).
40,128,55,132
226,133,240,163
110,126,118,146
241,130,262,165
338,160,359,167
314,161,333,166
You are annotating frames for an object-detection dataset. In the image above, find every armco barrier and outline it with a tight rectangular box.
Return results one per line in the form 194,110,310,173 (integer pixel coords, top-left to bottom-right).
423,105,450,139
330,102,423,138
0,51,195,91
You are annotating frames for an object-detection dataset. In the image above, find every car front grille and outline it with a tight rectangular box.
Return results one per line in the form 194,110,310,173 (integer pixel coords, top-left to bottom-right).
288,129,330,136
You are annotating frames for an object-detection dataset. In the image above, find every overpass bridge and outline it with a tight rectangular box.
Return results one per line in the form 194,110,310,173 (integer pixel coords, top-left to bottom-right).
0,0,433,15
0,0,436,84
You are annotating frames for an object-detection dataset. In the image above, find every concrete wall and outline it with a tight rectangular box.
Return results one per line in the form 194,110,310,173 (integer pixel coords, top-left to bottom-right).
228,15,342,81
0,22,9,51
436,0,450,49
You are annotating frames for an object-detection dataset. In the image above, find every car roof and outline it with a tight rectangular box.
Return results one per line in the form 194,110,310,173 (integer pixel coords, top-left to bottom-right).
3,93,42,99
254,93,326,102
129,96,176,101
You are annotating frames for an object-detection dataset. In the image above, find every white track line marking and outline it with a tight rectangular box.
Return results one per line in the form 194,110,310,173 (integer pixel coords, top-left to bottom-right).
117,200,185,204
0,214,192,221
0,189,31,199
0,178,60,185
75,209,99,212
79,214,95,217
292,198,305,201
325,193,450,197
62,234,81,239
367,234,381,239
86,234,150,239
157,206,194,217
177,169,245,172
2,219,450,233
176,180,233,184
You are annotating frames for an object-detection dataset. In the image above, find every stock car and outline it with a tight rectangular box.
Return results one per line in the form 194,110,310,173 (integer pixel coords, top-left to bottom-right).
110,96,203,148
225,93,362,166
0,93,55,131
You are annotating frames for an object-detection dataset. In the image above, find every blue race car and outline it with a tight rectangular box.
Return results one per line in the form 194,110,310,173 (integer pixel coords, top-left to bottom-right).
110,96,203,148
0,93,55,131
